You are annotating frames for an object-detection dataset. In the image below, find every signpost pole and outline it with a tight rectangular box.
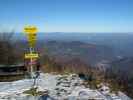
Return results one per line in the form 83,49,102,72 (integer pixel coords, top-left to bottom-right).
30,47,33,78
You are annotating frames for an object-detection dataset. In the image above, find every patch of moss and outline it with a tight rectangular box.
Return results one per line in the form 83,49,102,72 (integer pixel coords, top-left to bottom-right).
23,87,43,96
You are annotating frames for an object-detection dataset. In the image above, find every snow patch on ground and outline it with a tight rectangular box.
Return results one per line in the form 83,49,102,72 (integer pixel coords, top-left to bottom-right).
0,73,131,100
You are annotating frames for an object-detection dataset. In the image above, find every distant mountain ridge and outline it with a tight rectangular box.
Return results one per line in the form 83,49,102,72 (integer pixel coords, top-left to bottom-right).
14,32,133,57
110,57,133,76
38,40,116,65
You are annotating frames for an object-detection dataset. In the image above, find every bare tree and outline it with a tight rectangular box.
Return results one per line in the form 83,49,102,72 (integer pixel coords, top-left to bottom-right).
0,32,16,65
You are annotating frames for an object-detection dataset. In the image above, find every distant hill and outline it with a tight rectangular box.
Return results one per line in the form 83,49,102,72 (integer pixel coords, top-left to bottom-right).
109,57,133,78
37,40,116,65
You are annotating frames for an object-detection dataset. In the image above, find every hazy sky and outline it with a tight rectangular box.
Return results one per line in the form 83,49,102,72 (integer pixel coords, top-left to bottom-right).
0,0,132,32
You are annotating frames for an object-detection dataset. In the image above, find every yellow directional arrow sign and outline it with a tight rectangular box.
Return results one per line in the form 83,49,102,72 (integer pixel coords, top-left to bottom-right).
24,26,37,34
25,53,39,59
23,26,38,47
27,33,37,41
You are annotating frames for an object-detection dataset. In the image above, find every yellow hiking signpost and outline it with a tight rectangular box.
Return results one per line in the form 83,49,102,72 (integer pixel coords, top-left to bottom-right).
23,26,39,79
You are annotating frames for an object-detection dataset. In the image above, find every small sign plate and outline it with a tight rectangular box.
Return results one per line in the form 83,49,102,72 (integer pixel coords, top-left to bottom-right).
25,53,39,59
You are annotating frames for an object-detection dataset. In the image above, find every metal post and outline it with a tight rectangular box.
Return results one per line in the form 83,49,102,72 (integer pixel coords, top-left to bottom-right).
30,47,33,78
30,47,37,88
